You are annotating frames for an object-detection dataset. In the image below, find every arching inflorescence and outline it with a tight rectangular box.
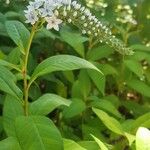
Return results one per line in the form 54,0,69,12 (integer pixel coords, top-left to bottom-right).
24,0,134,55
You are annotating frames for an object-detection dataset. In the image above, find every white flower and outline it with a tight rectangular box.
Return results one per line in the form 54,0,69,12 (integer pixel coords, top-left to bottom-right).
28,0,43,9
25,9,39,25
73,11,77,17
68,18,72,23
82,30,86,34
45,15,62,31
62,0,71,5
81,15,85,20
39,1,54,17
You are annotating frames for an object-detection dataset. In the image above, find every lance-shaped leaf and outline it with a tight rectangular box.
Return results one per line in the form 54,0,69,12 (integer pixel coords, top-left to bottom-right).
3,95,24,137
5,20,30,53
92,108,124,135
0,66,23,99
15,116,63,150
0,137,21,150
29,93,71,115
29,55,101,86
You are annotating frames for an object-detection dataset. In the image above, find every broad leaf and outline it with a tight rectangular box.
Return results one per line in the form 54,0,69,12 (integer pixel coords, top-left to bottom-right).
15,116,63,150
29,93,71,115
5,20,30,53
91,98,122,118
0,59,20,71
63,139,86,150
131,112,150,133
88,69,105,95
3,95,24,136
124,60,143,78
0,137,21,150
127,79,150,98
136,127,150,150
87,46,113,61
63,98,86,118
78,141,100,150
0,66,23,99
30,55,101,85
92,108,124,135
124,133,135,146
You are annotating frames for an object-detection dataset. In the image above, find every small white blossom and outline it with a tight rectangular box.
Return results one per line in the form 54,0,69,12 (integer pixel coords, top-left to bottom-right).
45,15,62,31
63,9,67,16
80,6,85,12
54,10,59,16
81,16,85,20
95,33,98,36
73,11,77,17
92,27,95,30
72,1,77,7
68,18,72,23
82,30,86,34
74,4,81,9
90,21,93,25
83,23,87,27
87,31,91,35
39,1,54,17
62,0,71,5
25,9,39,25
28,0,43,9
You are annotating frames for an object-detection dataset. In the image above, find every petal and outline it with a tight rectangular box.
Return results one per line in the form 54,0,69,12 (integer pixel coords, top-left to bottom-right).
54,25,59,31
46,23,53,30
56,19,63,24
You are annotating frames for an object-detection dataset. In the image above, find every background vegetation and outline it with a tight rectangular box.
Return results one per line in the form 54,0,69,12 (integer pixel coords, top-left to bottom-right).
0,0,150,149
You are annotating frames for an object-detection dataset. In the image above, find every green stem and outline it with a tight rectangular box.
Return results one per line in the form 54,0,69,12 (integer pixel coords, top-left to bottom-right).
23,24,37,116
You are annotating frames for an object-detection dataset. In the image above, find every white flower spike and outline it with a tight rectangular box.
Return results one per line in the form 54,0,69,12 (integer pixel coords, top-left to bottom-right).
24,0,133,55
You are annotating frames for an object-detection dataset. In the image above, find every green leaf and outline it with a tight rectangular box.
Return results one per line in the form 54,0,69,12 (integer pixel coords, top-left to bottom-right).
124,133,135,146
63,99,86,118
88,69,105,95
0,66,23,99
63,139,86,150
87,46,113,61
0,137,21,150
3,95,24,137
130,44,150,52
124,60,143,78
5,20,30,53
29,93,71,115
60,26,88,57
131,112,150,133
30,55,101,85
91,99,122,118
91,134,108,150
15,116,63,150
0,59,20,71
78,141,100,150
100,64,118,75
136,127,150,150
78,70,91,98
7,47,21,65
127,79,150,98
92,108,124,135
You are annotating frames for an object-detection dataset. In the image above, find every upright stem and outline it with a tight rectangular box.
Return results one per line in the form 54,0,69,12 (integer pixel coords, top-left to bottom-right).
23,24,37,116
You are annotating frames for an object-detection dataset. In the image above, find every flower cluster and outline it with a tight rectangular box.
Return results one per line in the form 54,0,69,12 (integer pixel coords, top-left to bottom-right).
115,4,137,25
24,0,133,55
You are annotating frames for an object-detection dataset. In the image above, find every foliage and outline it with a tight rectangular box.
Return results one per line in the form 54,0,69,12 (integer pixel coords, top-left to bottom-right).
0,0,150,150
